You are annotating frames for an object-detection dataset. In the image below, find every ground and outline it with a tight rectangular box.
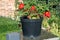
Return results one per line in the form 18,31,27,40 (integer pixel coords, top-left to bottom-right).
22,30,57,40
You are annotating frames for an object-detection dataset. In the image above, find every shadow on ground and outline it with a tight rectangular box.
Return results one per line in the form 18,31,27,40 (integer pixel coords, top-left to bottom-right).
23,30,58,40
40,30,57,40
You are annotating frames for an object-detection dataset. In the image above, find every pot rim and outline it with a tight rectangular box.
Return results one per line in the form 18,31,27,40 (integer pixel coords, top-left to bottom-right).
20,16,43,20
20,16,43,22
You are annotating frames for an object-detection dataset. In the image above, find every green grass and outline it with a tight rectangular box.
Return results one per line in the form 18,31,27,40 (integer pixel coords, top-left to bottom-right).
0,17,20,40
0,33,6,40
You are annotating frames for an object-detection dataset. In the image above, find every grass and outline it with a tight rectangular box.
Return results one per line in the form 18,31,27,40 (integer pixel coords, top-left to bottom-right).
0,17,20,40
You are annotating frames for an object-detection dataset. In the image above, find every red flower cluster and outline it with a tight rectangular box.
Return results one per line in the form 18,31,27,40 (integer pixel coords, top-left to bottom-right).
19,3,24,9
19,3,51,18
19,3,36,11
30,6,36,11
44,11,50,18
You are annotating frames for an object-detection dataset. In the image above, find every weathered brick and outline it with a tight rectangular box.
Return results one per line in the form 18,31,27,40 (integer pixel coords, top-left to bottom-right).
0,0,23,19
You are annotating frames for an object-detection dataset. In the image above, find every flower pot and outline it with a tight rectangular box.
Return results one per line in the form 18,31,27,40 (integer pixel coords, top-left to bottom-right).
20,16,43,37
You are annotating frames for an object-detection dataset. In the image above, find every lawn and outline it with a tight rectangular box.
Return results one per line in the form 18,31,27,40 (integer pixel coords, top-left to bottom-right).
0,17,20,40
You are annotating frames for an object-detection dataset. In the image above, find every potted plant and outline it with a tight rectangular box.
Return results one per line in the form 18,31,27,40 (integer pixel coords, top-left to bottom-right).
17,1,50,38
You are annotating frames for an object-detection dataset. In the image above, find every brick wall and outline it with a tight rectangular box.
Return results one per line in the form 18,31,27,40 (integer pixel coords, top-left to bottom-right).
0,0,23,19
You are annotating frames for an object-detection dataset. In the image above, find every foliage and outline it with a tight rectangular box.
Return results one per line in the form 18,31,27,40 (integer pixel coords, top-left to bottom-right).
0,17,20,33
15,0,49,21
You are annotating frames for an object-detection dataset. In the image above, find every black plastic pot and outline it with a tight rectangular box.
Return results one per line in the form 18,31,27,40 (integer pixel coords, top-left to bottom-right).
20,16,43,37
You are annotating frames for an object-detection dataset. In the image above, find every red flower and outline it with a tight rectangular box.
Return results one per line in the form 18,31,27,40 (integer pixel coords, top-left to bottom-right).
30,6,36,11
19,3,24,9
44,11,50,18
